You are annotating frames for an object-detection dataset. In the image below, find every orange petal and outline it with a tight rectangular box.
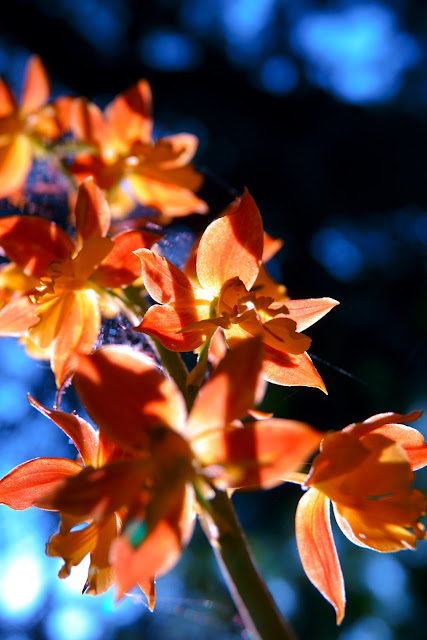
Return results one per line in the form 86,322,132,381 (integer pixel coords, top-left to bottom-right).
74,178,111,246
0,295,39,335
73,345,187,450
193,418,321,490
47,520,99,579
85,514,119,594
196,189,263,295
344,410,423,440
0,78,17,117
135,248,198,305
47,459,149,520
333,488,427,552
70,98,109,147
28,395,99,467
0,136,32,199
295,488,346,624
369,422,427,471
285,298,339,332
128,173,208,216
71,237,114,281
50,288,101,386
0,457,82,510
262,346,327,392
262,232,283,262
187,337,263,439
112,484,195,600
94,229,162,288
0,214,74,276
136,304,213,351
107,79,153,145
20,55,49,115
156,133,200,168
29,291,77,349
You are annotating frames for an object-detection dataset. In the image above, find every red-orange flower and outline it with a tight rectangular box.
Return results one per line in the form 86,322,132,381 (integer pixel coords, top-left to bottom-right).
0,338,321,603
0,178,160,385
295,411,427,624
0,55,71,199
135,189,338,390
68,80,207,219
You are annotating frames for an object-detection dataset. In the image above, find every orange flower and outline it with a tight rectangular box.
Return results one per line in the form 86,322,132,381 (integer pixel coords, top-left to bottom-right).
295,411,427,624
0,55,72,199
68,80,207,220
0,178,161,385
0,338,321,604
135,189,338,390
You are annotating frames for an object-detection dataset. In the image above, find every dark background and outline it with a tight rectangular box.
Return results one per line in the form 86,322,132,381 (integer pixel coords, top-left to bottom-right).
0,1,427,639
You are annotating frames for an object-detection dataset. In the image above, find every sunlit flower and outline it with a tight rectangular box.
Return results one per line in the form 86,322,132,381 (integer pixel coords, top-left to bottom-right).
68,80,207,220
295,411,427,624
0,338,321,604
0,178,160,385
135,189,338,390
0,55,72,199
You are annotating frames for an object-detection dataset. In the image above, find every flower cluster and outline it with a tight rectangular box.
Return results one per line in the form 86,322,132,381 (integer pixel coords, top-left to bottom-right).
0,57,426,633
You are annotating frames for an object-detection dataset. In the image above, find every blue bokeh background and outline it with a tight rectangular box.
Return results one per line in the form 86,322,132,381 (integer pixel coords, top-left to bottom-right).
1,1,427,639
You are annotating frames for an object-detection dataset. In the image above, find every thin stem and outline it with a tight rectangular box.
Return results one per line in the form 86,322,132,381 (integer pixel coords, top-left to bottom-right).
197,487,297,640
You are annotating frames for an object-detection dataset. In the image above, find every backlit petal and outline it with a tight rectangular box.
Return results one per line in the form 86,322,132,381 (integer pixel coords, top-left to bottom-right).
0,295,38,335
0,457,82,510
0,78,16,117
107,79,153,145
74,178,111,246
262,346,327,392
128,173,207,216
286,298,339,332
0,136,32,199
135,248,198,305
20,55,49,115
50,288,101,386
28,395,99,467
296,489,345,624
196,189,263,295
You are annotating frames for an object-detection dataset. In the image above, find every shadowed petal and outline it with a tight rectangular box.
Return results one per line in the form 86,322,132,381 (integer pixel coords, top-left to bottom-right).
0,214,74,276
93,230,162,288
193,418,321,490
85,514,119,594
73,346,187,450
196,189,263,295
111,484,195,600
296,488,345,625
187,337,263,438
0,458,82,510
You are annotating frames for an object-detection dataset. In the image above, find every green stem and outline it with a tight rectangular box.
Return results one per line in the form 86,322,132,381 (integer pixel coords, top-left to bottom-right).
197,487,297,640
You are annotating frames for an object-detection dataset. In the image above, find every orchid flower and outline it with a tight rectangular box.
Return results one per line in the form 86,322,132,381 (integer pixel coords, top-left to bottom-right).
0,55,71,199
0,338,321,606
295,411,427,624
0,178,161,385
135,188,338,390
68,80,207,220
